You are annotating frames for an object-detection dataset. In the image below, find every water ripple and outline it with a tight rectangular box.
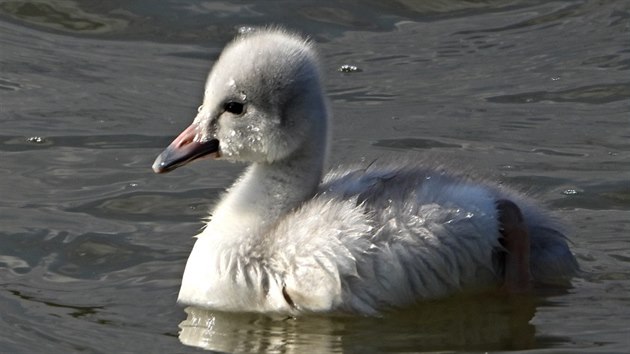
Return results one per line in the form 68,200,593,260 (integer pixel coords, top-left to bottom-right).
0,134,173,152
486,83,630,104
373,138,461,150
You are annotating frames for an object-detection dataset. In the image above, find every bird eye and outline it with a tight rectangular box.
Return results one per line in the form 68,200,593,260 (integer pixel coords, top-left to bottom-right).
224,101,244,115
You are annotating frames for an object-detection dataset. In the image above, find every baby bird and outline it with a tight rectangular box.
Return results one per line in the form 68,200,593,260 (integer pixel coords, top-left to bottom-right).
153,28,578,315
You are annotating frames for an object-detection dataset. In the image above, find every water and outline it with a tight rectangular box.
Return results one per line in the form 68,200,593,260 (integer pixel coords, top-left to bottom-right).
1,0,629,352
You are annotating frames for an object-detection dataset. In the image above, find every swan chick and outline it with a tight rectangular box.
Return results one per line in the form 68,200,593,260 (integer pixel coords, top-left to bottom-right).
153,28,578,315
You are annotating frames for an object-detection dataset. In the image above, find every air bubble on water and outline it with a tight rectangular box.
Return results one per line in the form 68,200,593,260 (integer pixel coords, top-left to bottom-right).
563,189,580,196
338,65,361,73
238,26,256,35
124,183,139,190
27,136,45,143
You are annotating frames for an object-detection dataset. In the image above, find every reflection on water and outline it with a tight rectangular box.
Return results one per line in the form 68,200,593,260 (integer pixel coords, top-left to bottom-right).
0,0,127,33
180,294,555,353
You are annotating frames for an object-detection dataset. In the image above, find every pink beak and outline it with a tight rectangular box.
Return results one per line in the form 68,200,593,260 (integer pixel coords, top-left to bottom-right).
152,124,219,174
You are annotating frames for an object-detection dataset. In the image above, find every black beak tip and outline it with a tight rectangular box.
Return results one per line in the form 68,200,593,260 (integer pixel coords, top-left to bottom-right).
152,153,172,174
151,138,220,174
152,161,168,174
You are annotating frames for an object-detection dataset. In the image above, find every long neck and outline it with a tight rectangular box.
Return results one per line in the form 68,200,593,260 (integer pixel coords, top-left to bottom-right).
209,141,326,242
208,86,329,244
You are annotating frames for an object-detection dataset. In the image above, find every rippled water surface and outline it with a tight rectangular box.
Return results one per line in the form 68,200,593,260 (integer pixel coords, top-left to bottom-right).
1,0,629,353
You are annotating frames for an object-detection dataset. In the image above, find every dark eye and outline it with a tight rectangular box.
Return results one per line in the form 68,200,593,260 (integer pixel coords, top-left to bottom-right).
224,101,244,115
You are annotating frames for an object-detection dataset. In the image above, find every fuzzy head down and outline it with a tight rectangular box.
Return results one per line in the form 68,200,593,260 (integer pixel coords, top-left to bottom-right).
193,28,329,163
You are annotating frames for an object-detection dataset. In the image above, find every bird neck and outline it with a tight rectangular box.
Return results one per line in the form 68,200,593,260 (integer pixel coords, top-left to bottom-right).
209,142,326,241
208,89,330,243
